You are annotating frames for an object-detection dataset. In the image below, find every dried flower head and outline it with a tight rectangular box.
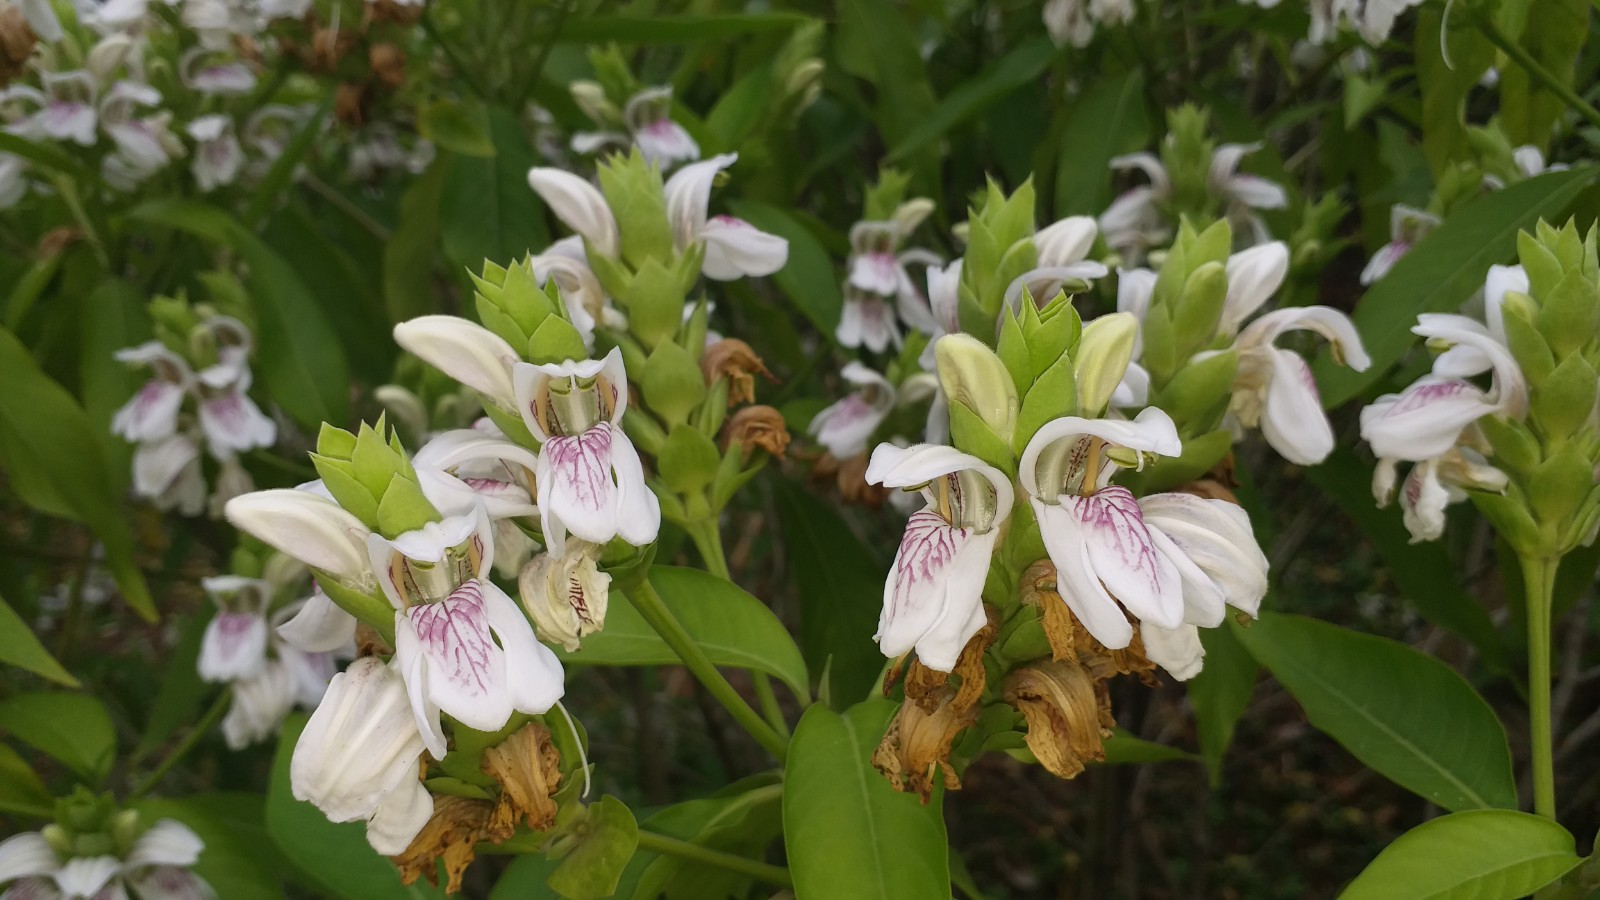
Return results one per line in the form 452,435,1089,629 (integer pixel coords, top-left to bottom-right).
481,721,563,836
390,795,504,894
701,338,774,406
1002,660,1115,780
872,686,978,802
722,405,791,460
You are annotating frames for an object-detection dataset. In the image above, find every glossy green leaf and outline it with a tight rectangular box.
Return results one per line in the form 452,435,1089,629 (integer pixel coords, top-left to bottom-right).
385,157,449,324
834,0,939,184
263,205,394,384
137,794,287,900
1234,613,1515,811
1499,0,1588,151
78,279,150,497
1307,449,1505,670
1340,810,1581,899
557,566,809,702
132,612,210,762
1053,70,1150,216
784,700,950,900
0,132,98,184
0,326,154,621
1186,622,1257,784
773,479,886,704
632,786,783,899
725,199,842,333
1416,7,1493,179
887,38,1058,163
0,593,77,687
1313,166,1596,407
266,715,444,900
418,99,495,157
441,106,548,273
0,692,116,783
129,200,350,428
1101,729,1200,765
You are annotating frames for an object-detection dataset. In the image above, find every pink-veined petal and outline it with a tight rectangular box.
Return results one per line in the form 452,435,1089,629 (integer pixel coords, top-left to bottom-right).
402,581,512,734
1359,377,1496,462
606,425,660,548
1257,349,1336,466
275,587,358,654
482,582,565,714
876,511,994,672
111,380,185,443
1033,499,1135,649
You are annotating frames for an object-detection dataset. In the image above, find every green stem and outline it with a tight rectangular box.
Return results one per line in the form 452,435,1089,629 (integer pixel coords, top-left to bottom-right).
621,580,788,762
1477,17,1600,134
635,829,792,887
129,690,231,800
1521,554,1559,820
686,520,797,730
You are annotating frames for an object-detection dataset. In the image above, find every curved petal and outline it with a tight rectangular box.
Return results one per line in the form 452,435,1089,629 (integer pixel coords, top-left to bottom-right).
197,611,268,683
663,152,736,250
198,390,277,457
1111,361,1150,408
1218,242,1289,336
1414,314,1527,416
535,425,620,555
364,777,431,857
276,587,359,654
482,582,565,714
1054,485,1184,630
1018,407,1181,498
1033,500,1135,649
291,658,428,816
224,490,371,578
1034,216,1098,267
701,215,787,280
1241,305,1371,372
606,424,661,548
132,434,200,500
124,866,216,900
111,381,185,443
875,511,994,672
1140,622,1205,680
1359,378,1497,462
864,442,1015,523
1109,151,1170,194
1140,493,1267,617
1482,264,1527,346
526,168,619,258
1399,459,1452,543
1255,349,1336,466
1144,523,1227,626
393,316,519,410
404,580,511,733
53,857,120,898
0,832,58,883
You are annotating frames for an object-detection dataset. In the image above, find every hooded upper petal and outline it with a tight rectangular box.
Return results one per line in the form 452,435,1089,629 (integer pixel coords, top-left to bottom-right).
1218,242,1289,336
224,490,372,579
393,316,520,410
700,215,787,280
275,587,359,654
526,168,620,259
1359,377,1499,462
664,152,736,251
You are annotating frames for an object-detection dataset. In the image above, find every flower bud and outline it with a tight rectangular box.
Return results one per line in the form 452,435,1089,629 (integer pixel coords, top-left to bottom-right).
518,549,611,653
1073,313,1139,415
569,80,617,125
393,316,520,411
936,334,1019,447
311,420,440,538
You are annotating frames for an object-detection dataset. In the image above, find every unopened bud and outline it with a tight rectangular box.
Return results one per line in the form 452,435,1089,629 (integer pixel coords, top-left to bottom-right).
935,333,1019,444
1073,313,1138,415
518,549,610,653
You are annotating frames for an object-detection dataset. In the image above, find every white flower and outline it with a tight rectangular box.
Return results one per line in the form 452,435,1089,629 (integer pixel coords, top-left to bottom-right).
0,153,28,209
0,819,213,900
291,657,432,855
196,368,276,458
393,316,520,411
526,168,620,259
808,363,896,458
865,443,1014,671
663,153,787,280
1019,409,1188,648
222,659,296,750
1099,153,1173,258
111,342,192,443
412,427,540,520
1210,142,1289,217
1043,0,1095,46
4,72,98,145
223,488,374,582
1361,205,1440,285
179,48,255,96
187,114,244,191
528,236,619,345
513,349,659,557
1229,305,1370,465
368,508,566,758
132,433,207,516
13,0,61,42
197,575,271,682
517,544,611,652
622,86,699,169
275,584,359,653
837,288,902,353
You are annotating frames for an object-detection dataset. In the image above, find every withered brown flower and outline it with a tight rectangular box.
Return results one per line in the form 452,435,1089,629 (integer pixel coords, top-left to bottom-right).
872,686,978,802
1002,660,1114,780
369,43,406,90
481,722,563,836
894,606,998,717
812,451,890,507
0,6,36,88
1020,560,1156,682
721,405,791,460
390,795,503,894
700,338,774,406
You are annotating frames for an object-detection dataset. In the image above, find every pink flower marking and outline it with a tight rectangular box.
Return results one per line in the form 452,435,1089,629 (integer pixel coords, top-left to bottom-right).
1070,486,1163,596
1386,380,1472,417
409,581,494,695
544,424,615,512
889,510,964,616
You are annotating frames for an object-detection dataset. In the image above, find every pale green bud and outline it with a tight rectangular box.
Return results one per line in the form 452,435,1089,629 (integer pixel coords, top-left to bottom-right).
311,418,439,537
471,257,562,349
570,80,618,125
597,151,673,269
937,333,1019,442
1074,313,1139,415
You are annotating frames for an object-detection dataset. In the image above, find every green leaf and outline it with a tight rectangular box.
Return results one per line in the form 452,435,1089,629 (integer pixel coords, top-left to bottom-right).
1053,70,1150,216
557,566,810,702
0,593,77,687
1499,0,1588,151
773,478,887,704
1306,449,1506,670
0,692,116,783
0,132,99,184
440,107,548,273
244,97,331,227
0,741,53,816
0,326,154,621
78,279,151,497
266,714,444,900
132,611,210,762
784,700,950,900
544,13,816,43
1186,623,1257,784
1416,7,1493,178
129,200,351,428
726,199,842,333
1313,166,1596,407
1340,810,1581,899
1100,729,1200,765
631,786,783,899
136,793,287,900
886,39,1058,163
418,98,495,157
1234,613,1516,811
385,158,449,324
547,796,639,900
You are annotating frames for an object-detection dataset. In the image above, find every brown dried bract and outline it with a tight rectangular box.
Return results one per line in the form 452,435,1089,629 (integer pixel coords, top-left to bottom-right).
334,82,368,127
391,795,501,894
355,622,395,659
700,338,774,406
721,405,791,461
1003,661,1114,780
368,0,424,26
1020,560,1156,683
872,687,978,803
481,722,563,835
900,607,997,716
0,6,36,88
369,43,406,89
